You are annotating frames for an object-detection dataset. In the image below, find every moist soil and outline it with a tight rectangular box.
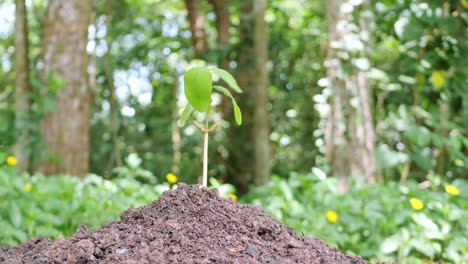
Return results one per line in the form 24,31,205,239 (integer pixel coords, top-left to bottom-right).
0,184,366,264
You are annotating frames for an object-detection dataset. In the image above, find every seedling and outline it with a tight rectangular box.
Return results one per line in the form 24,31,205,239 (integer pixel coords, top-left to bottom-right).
179,66,242,187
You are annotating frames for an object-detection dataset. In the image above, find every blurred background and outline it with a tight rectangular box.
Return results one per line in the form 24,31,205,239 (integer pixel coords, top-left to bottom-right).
0,0,467,263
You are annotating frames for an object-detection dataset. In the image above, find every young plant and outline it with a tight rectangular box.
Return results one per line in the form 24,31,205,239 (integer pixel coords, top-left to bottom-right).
179,66,242,187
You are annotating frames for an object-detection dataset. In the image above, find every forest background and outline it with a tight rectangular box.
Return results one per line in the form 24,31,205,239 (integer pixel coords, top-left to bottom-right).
0,0,467,263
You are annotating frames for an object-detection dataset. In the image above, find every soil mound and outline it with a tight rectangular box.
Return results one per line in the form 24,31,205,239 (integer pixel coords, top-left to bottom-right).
0,184,366,263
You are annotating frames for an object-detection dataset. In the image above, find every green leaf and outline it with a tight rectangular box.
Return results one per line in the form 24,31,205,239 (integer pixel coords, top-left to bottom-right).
395,16,424,41
404,125,431,147
380,234,400,254
232,99,242,125
11,229,28,242
30,78,43,91
184,67,213,112
210,68,242,93
0,152,6,163
214,86,242,125
412,152,433,171
178,104,194,126
411,239,436,258
213,85,232,98
10,203,22,228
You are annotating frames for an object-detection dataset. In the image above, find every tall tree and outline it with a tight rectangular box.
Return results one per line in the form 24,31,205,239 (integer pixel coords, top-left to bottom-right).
224,0,256,192
209,0,230,82
325,0,375,191
184,0,209,57
253,0,271,185
14,0,31,173
39,0,92,176
208,0,229,54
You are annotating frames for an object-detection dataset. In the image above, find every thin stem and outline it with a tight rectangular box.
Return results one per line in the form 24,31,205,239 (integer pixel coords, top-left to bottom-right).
202,131,209,187
203,114,209,188
193,117,218,188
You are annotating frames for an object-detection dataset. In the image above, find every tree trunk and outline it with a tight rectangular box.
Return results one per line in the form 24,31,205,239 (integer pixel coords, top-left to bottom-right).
325,0,375,192
225,0,256,193
39,0,92,176
184,0,209,58
14,0,31,173
209,0,230,77
208,0,229,48
253,0,271,185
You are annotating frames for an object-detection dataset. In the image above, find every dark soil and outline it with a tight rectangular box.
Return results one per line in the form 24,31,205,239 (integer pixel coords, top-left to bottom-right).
0,184,366,263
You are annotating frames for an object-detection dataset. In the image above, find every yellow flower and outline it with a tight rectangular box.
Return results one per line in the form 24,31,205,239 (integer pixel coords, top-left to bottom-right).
6,156,18,166
24,184,32,192
165,173,178,184
409,198,424,211
430,71,445,90
228,194,238,202
445,185,460,196
326,210,338,223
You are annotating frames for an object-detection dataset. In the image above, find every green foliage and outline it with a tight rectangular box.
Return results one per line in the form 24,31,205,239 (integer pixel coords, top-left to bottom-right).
182,66,243,126
0,161,167,246
369,1,468,181
183,67,213,112
113,153,157,184
2,0,465,184
179,104,194,126
243,173,468,263
210,68,242,93
213,86,242,125
0,69,63,162
0,1,466,260
0,151,237,246
1,145,466,263
86,0,190,180
208,177,236,198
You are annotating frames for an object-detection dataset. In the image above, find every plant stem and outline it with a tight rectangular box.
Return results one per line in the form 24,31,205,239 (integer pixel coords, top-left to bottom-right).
194,120,219,188
202,131,209,187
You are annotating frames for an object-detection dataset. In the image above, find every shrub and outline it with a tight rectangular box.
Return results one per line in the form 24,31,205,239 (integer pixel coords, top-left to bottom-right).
242,172,468,263
0,154,236,246
0,170,167,246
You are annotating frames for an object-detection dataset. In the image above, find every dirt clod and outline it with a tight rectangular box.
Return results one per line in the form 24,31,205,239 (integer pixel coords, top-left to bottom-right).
0,184,366,263
244,243,260,257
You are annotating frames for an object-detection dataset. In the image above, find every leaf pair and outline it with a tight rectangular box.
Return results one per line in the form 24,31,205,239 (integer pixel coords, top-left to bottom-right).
180,66,243,126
